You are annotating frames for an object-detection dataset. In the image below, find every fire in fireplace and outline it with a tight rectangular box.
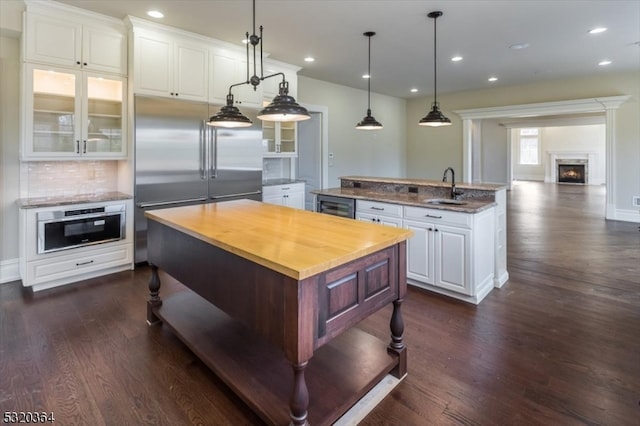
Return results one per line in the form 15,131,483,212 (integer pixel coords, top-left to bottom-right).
558,164,586,184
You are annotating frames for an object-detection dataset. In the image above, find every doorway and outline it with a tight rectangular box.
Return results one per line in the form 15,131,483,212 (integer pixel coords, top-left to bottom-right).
297,104,329,211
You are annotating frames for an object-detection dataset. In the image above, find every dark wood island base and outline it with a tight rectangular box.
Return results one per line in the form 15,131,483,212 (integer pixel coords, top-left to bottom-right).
144,201,412,425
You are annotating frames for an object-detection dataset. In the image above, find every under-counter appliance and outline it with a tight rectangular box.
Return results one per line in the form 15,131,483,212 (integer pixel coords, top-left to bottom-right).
316,195,356,219
37,204,126,254
134,96,264,263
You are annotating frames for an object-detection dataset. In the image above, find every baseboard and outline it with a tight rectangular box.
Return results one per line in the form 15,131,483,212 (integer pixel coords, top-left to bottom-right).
609,208,640,223
494,270,510,288
0,258,21,284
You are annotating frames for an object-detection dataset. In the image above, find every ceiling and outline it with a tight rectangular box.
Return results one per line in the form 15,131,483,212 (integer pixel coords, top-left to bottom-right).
53,0,640,99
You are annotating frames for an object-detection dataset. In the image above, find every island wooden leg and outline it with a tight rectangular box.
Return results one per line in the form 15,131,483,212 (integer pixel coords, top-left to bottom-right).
289,361,309,426
388,298,407,377
147,264,163,325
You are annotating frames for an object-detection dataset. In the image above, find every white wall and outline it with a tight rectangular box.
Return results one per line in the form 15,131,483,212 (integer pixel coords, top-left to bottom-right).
298,76,407,187
0,35,21,281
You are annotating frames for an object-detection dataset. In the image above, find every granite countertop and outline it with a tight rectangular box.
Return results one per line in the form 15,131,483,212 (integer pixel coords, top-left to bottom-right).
262,178,305,186
340,176,507,191
313,188,496,213
145,199,412,280
17,191,133,209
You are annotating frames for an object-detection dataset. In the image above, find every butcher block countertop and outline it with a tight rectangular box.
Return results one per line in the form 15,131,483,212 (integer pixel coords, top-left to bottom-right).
145,199,412,280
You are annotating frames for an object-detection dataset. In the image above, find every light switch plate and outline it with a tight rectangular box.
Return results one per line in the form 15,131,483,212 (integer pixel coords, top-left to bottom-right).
633,196,640,207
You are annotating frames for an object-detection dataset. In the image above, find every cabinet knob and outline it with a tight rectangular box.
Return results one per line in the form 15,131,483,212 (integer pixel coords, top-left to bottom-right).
76,61,81,65
83,62,87,66
428,227,433,231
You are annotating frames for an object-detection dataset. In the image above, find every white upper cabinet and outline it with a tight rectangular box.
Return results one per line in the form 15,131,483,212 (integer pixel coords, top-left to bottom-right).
209,50,262,108
24,10,127,75
132,28,209,101
22,63,127,160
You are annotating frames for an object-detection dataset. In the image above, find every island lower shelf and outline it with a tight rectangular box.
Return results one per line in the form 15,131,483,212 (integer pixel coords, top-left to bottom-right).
153,290,398,425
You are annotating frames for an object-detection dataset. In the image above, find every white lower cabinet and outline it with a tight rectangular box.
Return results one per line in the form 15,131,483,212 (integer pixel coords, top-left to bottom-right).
262,182,305,210
403,205,495,304
355,200,403,227
19,199,134,292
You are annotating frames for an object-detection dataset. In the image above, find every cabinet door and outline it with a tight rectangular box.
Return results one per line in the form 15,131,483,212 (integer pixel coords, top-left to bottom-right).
404,220,435,284
25,13,81,68
285,190,305,210
435,225,471,294
82,24,127,75
235,59,263,108
83,73,126,157
262,194,284,206
23,64,83,158
174,41,208,101
209,52,238,104
134,32,174,96
356,212,379,224
378,216,402,228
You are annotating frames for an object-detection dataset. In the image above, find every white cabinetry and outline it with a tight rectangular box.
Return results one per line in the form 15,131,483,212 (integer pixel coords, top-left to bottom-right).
404,205,495,304
22,63,127,160
494,188,509,287
24,8,126,75
356,200,403,227
210,50,263,108
132,27,209,101
18,199,134,292
262,182,305,210
262,121,297,156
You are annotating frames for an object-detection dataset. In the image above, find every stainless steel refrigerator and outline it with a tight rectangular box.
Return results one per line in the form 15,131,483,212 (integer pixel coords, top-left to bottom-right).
134,95,264,263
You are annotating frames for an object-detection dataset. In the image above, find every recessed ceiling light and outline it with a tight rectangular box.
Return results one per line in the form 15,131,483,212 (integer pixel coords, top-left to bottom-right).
488,76,498,82
410,88,418,93
362,74,370,79
598,60,612,66
451,56,463,62
147,10,164,19
589,27,607,34
304,56,315,62
509,43,530,50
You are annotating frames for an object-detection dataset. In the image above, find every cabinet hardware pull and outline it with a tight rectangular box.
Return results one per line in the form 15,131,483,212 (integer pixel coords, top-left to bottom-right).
83,140,87,154
76,260,94,266
76,140,80,153
282,187,290,190
425,214,442,219
370,206,384,211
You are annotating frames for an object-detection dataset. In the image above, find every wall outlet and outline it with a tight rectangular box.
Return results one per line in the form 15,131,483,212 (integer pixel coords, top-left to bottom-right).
633,196,640,207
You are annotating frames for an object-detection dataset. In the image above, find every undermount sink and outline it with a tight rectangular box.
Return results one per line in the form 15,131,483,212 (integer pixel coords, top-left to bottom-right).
425,199,467,205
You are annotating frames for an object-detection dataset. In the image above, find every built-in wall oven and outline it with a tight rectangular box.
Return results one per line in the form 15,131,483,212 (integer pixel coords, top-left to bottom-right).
37,204,126,254
315,195,356,219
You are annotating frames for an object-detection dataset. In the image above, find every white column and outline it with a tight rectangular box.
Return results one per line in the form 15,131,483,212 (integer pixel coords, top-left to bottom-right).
605,107,616,220
462,118,473,183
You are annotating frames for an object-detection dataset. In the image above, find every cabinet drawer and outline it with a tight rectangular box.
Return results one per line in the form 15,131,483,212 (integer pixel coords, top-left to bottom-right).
404,206,471,228
25,243,132,285
356,200,402,218
262,182,304,198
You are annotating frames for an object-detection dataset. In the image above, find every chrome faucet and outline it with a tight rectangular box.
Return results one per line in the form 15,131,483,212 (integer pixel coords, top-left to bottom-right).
442,167,462,199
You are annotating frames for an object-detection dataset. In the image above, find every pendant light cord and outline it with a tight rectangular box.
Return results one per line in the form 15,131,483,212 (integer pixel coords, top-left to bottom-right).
367,34,372,111
433,14,438,105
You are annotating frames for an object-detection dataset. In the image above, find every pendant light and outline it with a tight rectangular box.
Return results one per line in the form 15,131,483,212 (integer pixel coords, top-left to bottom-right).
419,11,451,127
208,0,309,128
356,31,383,130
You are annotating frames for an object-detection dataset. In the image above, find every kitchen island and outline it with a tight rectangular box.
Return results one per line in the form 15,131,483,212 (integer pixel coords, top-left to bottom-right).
145,200,412,425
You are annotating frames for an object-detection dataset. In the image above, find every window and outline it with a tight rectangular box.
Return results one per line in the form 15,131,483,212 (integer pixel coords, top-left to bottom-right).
519,128,540,165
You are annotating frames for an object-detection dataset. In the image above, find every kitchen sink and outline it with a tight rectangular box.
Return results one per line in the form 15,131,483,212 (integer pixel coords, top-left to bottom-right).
425,199,467,205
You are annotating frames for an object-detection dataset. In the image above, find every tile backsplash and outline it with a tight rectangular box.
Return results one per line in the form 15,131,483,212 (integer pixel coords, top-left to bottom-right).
23,161,118,198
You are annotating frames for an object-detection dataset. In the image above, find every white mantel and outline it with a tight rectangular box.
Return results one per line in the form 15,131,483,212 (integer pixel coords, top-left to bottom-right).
545,151,598,185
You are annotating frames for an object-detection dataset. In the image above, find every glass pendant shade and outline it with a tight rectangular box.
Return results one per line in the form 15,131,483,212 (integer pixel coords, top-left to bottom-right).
418,102,451,127
207,94,252,128
356,31,382,130
419,11,451,127
257,81,310,122
356,109,383,130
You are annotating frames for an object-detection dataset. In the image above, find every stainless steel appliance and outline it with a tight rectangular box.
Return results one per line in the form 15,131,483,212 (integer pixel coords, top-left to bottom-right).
134,95,265,263
315,195,355,219
37,204,126,254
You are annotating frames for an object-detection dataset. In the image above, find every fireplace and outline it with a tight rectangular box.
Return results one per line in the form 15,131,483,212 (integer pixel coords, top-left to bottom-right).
556,159,588,184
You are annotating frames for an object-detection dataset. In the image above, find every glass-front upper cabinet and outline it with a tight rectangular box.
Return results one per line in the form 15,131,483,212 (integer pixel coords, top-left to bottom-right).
262,120,297,157
22,63,127,159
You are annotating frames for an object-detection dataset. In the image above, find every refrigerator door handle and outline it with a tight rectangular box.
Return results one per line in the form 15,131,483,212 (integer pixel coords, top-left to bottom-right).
136,197,208,208
210,126,218,179
211,191,262,200
199,121,206,179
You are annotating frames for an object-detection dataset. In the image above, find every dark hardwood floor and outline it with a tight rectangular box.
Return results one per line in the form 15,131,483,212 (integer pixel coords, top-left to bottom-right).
1,182,639,425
